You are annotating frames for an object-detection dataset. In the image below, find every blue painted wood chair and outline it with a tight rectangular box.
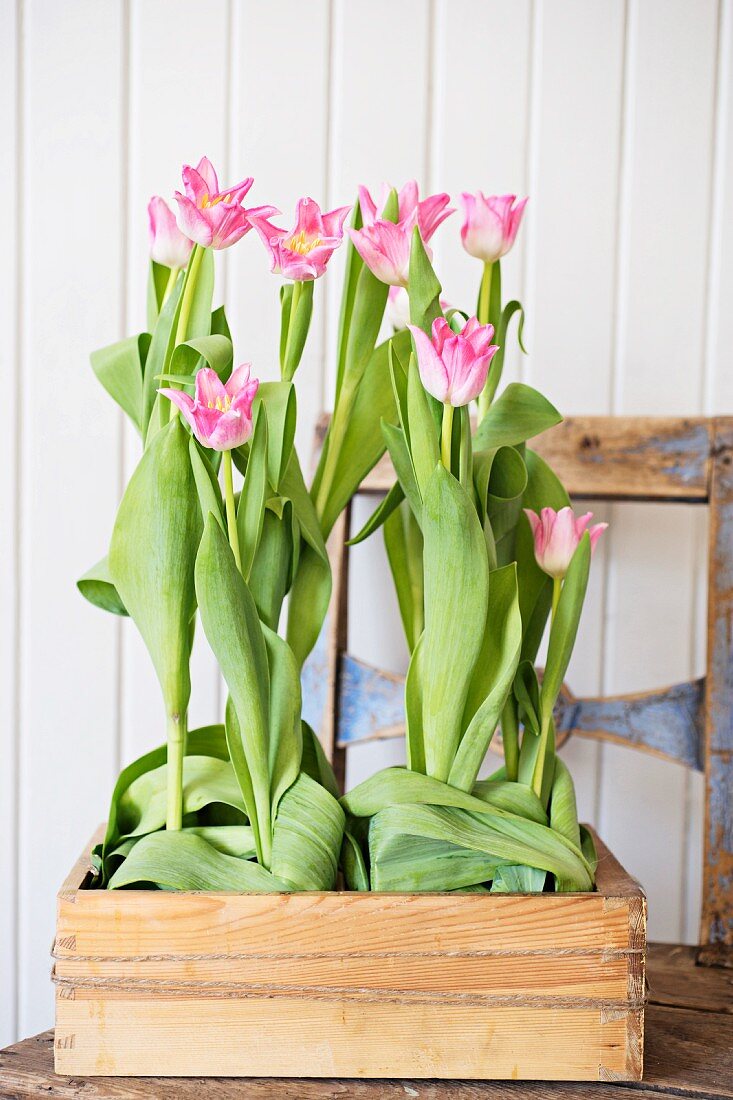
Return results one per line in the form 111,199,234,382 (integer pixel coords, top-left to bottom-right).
303,414,733,964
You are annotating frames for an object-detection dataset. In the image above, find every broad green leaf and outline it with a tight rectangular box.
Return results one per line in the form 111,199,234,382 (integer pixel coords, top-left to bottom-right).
116,755,245,841
180,825,256,859
210,303,232,341
147,260,174,329
491,865,546,893
406,352,440,496
540,534,591,726
237,405,268,579
250,502,294,632
381,420,422,520
91,333,150,433
408,226,443,333
449,564,522,792
108,831,290,892
264,623,302,813
342,766,546,825
370,829,502,892
195,516,272,865
186,245,215,341
281,450,332,666
580,825,599,876
188,437,225,531
482,297,527,406
404,634,426,772
421,466,489,781
514,660,541,736
271,773,345,890
77,555,128,616
384,500,423,652
253,381,296,491
473,383,561,451
341,831,370,891
334,198,364,401
313,328,410,538
300,720,340,800
109,419,201,721
141,276,184,441
168,333,233,383
551,757,585,892
368,802,592,892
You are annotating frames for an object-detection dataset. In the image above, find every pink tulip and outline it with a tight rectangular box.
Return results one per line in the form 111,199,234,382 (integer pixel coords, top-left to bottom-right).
159,365,259,451
459,192,528,263
148,196,193,269
249,197,351,280
523,507,608,579
348,219,414,287
386,286,452,330
408,316,498,407
174,156,278,251
358,180,453,243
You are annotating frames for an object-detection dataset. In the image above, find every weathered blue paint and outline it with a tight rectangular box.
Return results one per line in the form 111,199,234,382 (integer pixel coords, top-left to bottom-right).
334,652,705,770
577,421,709,492
555,680,704,771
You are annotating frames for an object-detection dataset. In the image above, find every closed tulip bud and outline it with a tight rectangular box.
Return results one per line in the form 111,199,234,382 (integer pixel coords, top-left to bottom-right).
459,192,528,263
408,316,498,407
524,506,607,579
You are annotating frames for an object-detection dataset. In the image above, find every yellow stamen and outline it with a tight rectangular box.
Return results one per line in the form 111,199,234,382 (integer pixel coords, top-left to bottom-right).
285,229,321,255
199,192,231,209
208,395,232,412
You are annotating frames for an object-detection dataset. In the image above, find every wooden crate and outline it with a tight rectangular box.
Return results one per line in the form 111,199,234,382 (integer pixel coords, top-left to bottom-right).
53,828,646,1081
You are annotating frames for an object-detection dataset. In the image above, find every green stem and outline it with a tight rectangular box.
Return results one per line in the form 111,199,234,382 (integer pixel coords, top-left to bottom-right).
166,712,187,830
223,449,242,573
477,261,495,423
315,380,357,528
531,576,564,799
501,699,520,782
282,279,303,380
440,403,454,471
169,244,204,422
551,575,563,621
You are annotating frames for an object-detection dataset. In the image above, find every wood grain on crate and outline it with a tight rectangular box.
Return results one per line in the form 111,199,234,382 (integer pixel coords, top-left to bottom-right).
52,830,645,1080
5,945,732,1098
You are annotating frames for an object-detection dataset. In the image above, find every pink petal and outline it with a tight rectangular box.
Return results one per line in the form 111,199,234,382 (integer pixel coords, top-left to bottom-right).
523,508,541,539
408,324,449,402
181,165,210,205
417,192,454,242
148,196,193,268
348,223,411,286
194,156,219,195
589,522,608,554
357,185,378,227
321,204,352,238
174,194,215,248
294,196,324,239
208,409,254,451
224,363,253,399
430,316,452,355
158,388,199,436
219,176,254,204
231,377,259,418
397,180,419,222
195,368,228,407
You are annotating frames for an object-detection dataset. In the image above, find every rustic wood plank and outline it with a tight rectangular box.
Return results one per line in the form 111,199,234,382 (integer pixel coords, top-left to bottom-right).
4,994,733,1099
701,419,733,952
340,416,714,502
646,943,733,1014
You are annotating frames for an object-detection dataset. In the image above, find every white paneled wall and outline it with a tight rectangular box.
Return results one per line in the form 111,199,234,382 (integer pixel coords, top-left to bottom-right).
1,0,730,1045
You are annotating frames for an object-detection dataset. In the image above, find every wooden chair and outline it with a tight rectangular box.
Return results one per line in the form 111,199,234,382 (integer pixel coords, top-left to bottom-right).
303,413,733,965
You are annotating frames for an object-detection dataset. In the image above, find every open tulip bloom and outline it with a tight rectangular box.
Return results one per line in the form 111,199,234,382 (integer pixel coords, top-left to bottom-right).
81,159,599,898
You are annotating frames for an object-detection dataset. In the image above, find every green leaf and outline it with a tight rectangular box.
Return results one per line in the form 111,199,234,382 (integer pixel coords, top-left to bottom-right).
404,634,426,772
271,773,345,890
491,865,546,893
406,352,440,497
381,420,422,520
77,555,128,616
348,481,404,546
141,276,184,441
249,502,294,632
252,381,297,492
449,564,522,792
264,623,302,814
195,516,272,865
407,226,443,332
341,831,370,891
342,765,546,824
421,466,489,781
109,419,201,719
335,197,364,401
188,437,225,531
147,260,173,329
540,534,591,727
281,279,314,380
108,831,290,892
237,405,269,580
384,500,423,652
300,720,340,800
368,829,501,892
473,383,562,451
168,333,233,383
210,304,232,342
281,449,332,666
514,659,541,737
91,333,151,434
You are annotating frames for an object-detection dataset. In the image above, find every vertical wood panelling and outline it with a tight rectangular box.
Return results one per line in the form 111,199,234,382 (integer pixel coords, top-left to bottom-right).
227,0,332,458
17,0,126,1035
523,0,625,828
120,0,231,764
3,0,729,1042
0,0,19,1050
600,0,719,941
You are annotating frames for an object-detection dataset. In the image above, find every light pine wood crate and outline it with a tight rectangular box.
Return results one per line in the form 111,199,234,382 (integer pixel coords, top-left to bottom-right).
53,828,646,1080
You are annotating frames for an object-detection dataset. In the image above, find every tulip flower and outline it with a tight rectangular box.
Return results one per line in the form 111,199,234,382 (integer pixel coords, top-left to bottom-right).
249,197,351,281
148,196,193,269
459,192,528,264
359,180,453,243
408,316,498,408
159,365,259,452
174,156,277,251
523,507,607,580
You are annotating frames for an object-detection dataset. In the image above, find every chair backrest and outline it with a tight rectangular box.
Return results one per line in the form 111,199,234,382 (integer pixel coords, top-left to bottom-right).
304,414,733,960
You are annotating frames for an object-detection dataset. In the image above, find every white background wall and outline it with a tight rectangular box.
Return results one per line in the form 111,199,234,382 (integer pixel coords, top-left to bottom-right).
1,0,731,1047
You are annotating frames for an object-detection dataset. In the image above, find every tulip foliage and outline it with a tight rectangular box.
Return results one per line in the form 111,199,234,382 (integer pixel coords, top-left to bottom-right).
81,158,603,896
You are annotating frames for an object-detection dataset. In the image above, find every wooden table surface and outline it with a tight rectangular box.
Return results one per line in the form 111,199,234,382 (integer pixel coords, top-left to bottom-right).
1,944,731,1099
